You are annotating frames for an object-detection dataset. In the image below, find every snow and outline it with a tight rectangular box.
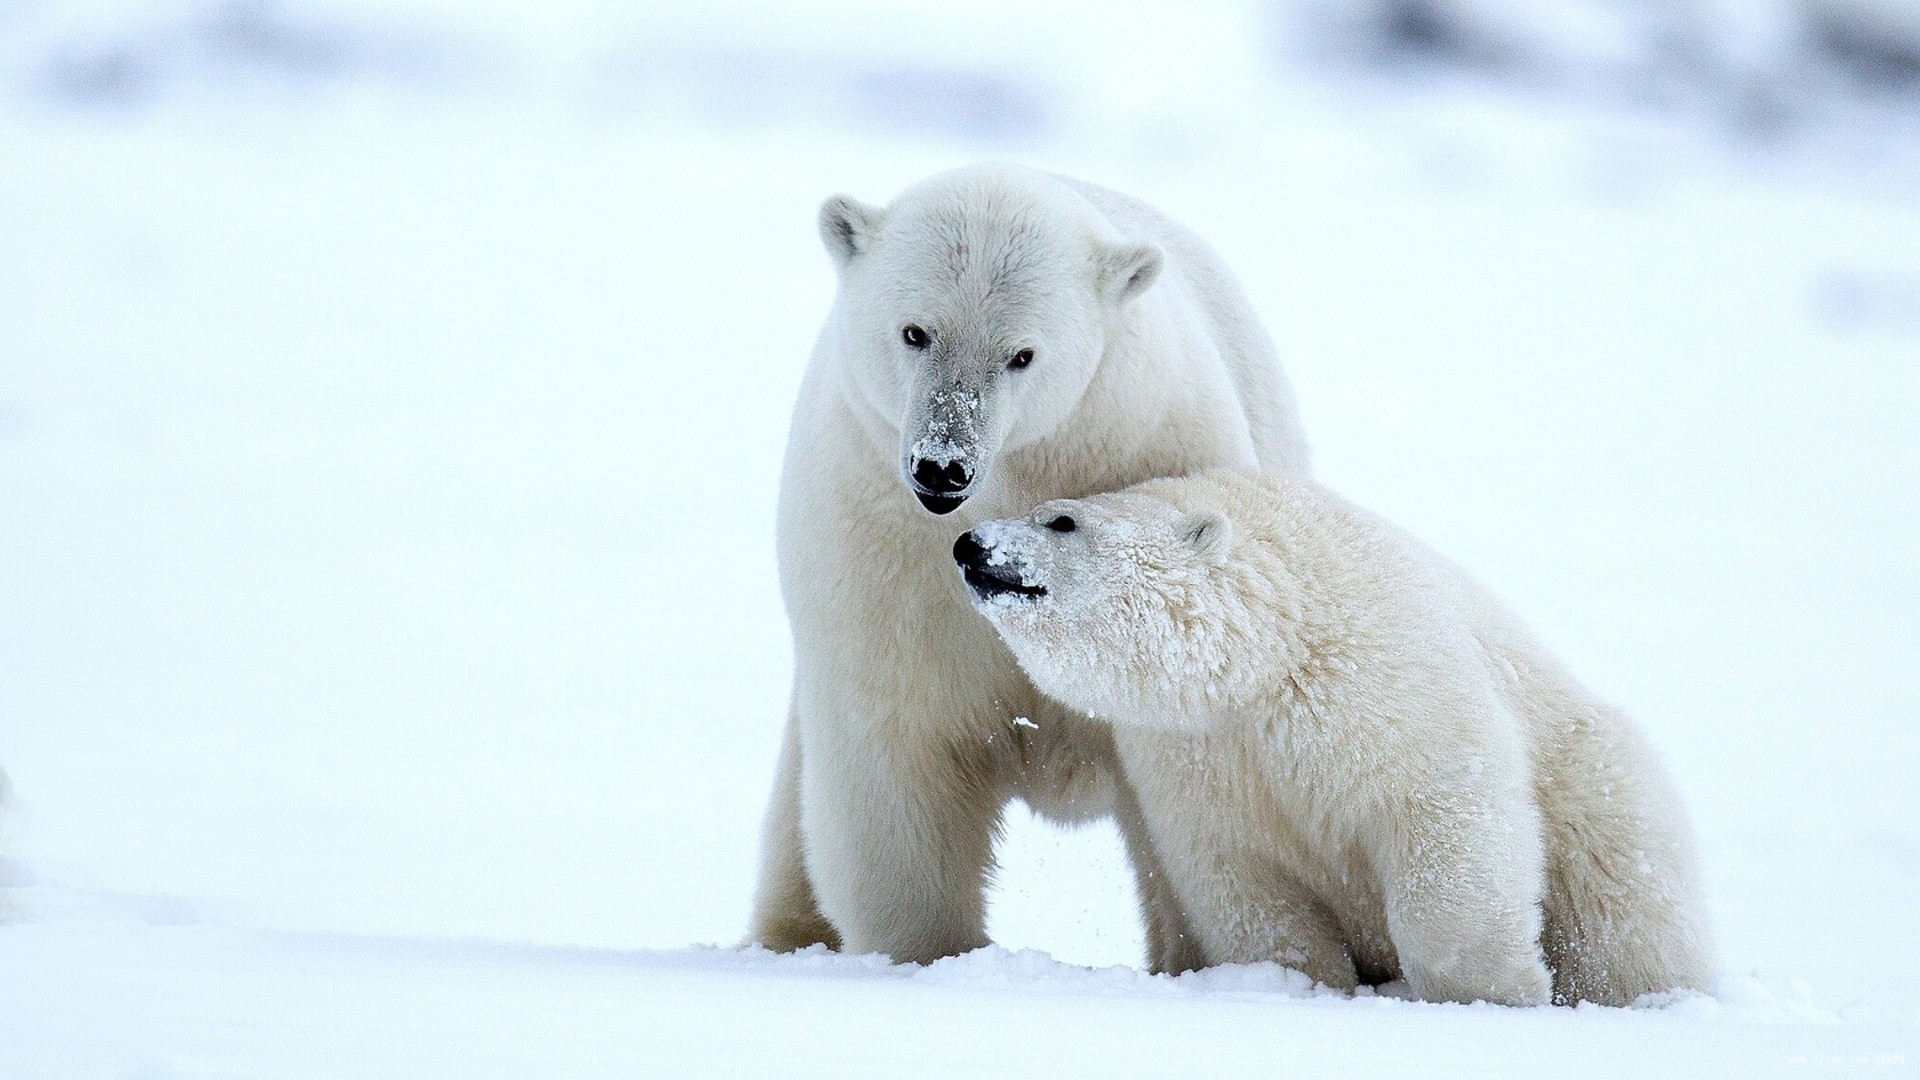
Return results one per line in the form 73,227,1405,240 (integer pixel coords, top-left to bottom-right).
2,1,1918,1075
4,917,1909,1079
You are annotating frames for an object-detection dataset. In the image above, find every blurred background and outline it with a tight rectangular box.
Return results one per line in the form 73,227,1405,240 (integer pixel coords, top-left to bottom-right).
2,0,1917,1017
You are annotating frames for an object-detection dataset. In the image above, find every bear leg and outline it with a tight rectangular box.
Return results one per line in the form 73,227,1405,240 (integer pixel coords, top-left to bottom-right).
1384,793,1552,1007
747,700,842,952
1110,766,1207,975
1200,865,1358,989
1147,823,1358,988
1529,705,1715,1004
797,697,999,965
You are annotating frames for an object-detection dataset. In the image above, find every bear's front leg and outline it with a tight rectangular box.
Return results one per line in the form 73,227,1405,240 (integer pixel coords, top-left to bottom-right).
1117,730,1357,986
1382,781,1553,1007
796,691,1001,964
1171,851,1358,989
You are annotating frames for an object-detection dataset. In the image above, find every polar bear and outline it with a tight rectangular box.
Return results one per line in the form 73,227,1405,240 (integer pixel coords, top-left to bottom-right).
956,469,1714,1005
750,165,1311,968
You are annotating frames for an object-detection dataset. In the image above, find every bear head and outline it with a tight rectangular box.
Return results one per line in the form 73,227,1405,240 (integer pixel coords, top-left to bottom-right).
953,485,1265,728
818,165,1164,515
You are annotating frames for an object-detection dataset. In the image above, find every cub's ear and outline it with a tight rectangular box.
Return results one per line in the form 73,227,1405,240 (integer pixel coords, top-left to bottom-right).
1096,240,1165,306
1177,511,1232,565
818,195,885,271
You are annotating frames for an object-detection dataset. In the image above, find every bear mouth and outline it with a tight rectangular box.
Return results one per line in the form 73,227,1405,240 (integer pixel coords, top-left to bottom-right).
960,562,1047,602
915,490,968,515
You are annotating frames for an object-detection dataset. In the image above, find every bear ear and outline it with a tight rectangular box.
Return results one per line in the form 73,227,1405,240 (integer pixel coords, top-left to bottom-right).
1177,511,1232,565
818,195,885,271
1096,240,1165,306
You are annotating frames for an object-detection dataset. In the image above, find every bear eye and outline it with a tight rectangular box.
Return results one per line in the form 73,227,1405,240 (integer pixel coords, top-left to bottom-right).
1044,514,1076,533
902,325,930,350
1008,348,1035,370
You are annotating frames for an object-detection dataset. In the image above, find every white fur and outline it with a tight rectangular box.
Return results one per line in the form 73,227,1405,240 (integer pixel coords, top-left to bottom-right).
966,470,1715,1005
749,164,1310,967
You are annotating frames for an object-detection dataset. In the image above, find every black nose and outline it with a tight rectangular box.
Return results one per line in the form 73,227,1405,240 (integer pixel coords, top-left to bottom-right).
912,457,973,496
952,530,987,570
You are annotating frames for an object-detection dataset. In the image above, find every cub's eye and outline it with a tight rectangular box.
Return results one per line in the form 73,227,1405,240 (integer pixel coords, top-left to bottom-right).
1044,514,1076,533
1008,348,1035,370
902,325,930,350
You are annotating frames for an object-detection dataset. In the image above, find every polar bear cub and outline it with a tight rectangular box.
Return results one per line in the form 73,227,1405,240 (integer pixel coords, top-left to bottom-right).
955,469,1713,1006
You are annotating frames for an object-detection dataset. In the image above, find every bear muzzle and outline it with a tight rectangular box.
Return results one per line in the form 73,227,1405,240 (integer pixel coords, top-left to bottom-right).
953,529,1047,602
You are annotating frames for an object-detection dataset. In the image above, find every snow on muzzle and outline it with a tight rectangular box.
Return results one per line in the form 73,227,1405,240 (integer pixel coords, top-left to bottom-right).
953,524,1047,603
904,387,985,515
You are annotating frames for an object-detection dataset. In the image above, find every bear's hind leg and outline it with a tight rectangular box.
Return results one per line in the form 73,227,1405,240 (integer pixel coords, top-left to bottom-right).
748,701,842,952
1538,794,1714,1003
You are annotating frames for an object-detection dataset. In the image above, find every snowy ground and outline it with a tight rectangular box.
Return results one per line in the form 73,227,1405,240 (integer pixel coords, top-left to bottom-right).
2,2,1918,1076
2,924,1904,1080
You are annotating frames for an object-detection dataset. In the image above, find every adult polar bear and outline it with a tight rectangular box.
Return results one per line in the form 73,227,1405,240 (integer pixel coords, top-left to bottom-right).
750,164,1311,966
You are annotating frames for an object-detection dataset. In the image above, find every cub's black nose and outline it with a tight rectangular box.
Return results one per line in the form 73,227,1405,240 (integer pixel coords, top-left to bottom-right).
912,457,972,496
953,530,987,570
953,528,1046,601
